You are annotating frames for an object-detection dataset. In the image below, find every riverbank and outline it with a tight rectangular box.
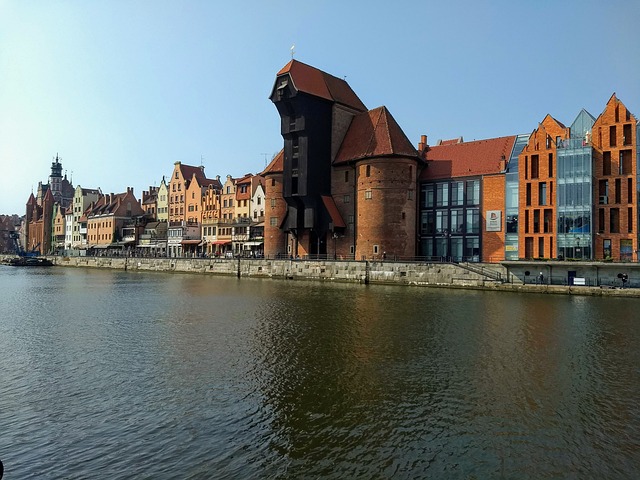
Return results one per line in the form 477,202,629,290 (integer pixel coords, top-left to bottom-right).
4,254,637,298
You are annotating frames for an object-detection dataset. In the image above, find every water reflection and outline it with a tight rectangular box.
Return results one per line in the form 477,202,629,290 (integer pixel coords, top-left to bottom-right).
0,268,638,478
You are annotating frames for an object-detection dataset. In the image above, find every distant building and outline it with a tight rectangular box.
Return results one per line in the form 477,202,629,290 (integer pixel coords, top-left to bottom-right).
71,185,101,248
167,162,221,257
86,188,145,253
141,186,159,220
156,177,169,222
25,154,75,254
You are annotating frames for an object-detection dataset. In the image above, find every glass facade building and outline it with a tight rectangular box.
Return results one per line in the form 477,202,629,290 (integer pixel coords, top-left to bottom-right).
556,110,595,259
420,179,481,261
505,134,530,260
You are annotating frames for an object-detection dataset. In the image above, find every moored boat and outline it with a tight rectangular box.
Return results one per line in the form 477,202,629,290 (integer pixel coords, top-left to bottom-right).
2,256,54,267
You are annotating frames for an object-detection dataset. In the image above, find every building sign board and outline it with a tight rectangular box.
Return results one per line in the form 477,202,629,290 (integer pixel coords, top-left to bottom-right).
486,210,502,232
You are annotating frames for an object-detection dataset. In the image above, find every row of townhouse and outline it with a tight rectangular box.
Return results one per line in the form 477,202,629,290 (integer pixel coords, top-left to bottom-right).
164,162,266,258
262,59,639,263
22,156,267,258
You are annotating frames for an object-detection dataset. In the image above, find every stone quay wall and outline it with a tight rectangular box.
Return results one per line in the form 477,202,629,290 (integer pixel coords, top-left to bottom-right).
50,256,505,287
4,255,640,297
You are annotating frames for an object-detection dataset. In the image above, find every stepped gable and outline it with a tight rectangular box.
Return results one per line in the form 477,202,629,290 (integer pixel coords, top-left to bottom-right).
420,135,517,180
261,149,284,175
334,106,420,165
276,60,367,112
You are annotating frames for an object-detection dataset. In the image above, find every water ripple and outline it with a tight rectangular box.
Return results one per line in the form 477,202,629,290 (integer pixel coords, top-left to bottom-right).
1,269,639,478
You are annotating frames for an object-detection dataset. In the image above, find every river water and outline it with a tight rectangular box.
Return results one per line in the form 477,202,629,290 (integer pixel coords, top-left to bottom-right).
0,266,638,479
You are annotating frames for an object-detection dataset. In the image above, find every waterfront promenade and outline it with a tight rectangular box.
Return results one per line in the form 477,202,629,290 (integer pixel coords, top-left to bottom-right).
5,254,639,298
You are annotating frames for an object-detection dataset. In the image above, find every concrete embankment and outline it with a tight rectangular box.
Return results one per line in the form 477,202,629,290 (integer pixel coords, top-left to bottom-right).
12,255,637,297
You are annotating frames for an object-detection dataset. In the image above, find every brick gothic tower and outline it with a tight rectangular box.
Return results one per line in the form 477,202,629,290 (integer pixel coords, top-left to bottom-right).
261,150,288,257
334,107,422,259
49,153,63,202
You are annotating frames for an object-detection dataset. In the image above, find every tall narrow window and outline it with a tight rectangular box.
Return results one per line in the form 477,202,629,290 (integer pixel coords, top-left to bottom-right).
548,153,553,177
623,124,632,145
628,207,633,233
620,150,632,174
628,178,633,203
598,209,605,233
610,125,617,147
436,183,449,207
344,170,349,183
465,180,479,205
539,182,547,206
366,165,371,177
538,237,545,258
531,155,539,179
451,181,464,206
466,209,479,234
598,128,602,148
544,209,552,233
615,179,621,204
610,208,619,233
526,183,532,206
603,151,611,175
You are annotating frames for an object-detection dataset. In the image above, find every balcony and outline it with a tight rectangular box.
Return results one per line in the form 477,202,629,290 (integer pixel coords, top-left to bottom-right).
556,137,591,149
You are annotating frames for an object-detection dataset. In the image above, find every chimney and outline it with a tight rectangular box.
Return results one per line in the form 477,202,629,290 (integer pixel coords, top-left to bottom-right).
418,134,428,152
499,155,506,172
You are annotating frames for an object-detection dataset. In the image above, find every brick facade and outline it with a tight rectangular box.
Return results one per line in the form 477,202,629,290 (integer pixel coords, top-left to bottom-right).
518,115,569,259
355,159,417,259
482,174,506,262
592,95,638,260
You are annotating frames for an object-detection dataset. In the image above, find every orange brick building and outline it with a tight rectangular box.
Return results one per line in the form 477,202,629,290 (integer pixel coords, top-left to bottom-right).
517,94,638,261
518,115,569,259
592,94,638,260
86,188,145,248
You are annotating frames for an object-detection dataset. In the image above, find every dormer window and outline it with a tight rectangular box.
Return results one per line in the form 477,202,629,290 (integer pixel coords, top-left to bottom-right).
276,79,288,100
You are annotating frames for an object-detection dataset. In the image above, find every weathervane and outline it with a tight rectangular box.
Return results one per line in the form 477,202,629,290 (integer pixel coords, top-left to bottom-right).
290,44,295,59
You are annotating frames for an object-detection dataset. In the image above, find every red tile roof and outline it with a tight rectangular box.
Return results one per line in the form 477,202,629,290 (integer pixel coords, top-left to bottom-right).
334,106,420,165
276,60,366,112
179,164,207,185
321,195,346,229
419,136,516,181
261,149,284,175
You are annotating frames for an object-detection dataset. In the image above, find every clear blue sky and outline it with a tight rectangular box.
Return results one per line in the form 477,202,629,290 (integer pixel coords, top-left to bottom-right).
1,0,639,215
